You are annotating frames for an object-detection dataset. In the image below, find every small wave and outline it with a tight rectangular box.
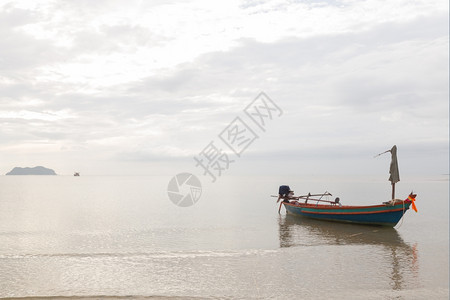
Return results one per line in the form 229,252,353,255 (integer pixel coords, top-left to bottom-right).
0,249,278,260
0,295,216,300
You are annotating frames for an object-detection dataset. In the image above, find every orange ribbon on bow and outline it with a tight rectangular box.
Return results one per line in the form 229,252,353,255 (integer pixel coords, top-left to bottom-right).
408,195,418,213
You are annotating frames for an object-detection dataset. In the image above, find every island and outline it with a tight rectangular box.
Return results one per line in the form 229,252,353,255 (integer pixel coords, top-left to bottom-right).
6,166,57,175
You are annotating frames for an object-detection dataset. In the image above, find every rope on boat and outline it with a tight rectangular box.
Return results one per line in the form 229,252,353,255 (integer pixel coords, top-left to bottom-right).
395,200,406,229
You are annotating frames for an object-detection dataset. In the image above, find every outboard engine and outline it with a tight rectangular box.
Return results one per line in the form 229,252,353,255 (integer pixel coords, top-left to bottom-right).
279,185,292,197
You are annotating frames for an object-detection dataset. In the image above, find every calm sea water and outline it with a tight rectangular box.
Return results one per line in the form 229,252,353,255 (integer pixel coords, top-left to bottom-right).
0,175,448,299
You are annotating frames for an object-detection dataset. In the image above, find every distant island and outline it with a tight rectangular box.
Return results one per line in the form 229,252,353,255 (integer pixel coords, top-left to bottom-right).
6,166,57,175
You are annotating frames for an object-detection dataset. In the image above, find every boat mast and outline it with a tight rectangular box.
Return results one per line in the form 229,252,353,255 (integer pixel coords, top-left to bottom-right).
375,145,400,200
388,145,400,199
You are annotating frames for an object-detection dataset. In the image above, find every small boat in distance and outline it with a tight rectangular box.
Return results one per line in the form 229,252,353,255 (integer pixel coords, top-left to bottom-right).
275,145,418,227
74,172,80,176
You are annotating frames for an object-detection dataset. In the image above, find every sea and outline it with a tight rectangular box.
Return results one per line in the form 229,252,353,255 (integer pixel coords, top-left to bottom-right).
0,174,448,299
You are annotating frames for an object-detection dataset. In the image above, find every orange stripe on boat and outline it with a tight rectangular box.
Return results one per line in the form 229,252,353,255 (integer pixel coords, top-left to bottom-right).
300,208,406,215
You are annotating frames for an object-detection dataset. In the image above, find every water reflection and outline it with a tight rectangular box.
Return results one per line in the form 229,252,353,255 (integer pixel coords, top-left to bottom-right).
278,215,419,291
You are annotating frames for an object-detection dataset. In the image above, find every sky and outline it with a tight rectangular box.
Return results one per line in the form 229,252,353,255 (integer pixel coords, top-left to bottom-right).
0,0,448,177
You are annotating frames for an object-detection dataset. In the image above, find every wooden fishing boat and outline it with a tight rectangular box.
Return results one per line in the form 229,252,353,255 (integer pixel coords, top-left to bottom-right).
275,145,418,227
282,195,416,227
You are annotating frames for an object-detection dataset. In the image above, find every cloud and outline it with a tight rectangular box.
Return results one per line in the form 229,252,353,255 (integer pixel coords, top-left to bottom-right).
124,12,447,171
0,0,447,175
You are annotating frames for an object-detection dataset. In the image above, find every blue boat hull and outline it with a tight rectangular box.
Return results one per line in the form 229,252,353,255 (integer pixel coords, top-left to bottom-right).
283,200,411,227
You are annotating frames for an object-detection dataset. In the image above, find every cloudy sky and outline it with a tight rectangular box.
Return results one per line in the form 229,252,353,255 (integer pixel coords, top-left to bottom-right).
0,0,448,176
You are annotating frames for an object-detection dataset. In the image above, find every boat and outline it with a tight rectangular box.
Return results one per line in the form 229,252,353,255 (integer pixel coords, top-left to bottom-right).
74,172,80,176
275,145,418,227
280,194,416,227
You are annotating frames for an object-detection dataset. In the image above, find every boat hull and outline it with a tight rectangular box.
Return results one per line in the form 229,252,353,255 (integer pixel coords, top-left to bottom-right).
283,200,411,227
